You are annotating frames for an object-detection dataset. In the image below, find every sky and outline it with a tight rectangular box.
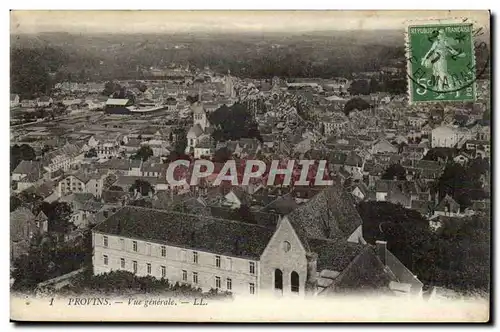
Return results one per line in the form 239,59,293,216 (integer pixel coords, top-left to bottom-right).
10,10,490,34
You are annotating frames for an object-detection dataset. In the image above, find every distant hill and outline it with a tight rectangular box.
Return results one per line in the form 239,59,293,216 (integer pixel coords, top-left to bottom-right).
9,29,490,97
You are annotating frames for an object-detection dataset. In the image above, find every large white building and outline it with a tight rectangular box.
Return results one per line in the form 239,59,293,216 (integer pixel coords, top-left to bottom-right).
92,188,423,298
430,126,463,148
57,171,106,198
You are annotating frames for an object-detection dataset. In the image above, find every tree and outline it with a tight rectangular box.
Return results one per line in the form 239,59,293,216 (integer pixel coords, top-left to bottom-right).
213,147,232,163
12,230,91,291
482,109,491,121
438,162,483,209
84,148,97,158
10,144,36,173
59,269,233,298
132,146,154,162
10,195,22,212
41,144,52,156
129,180,154,196
209,103,261,141
343,97,371,116
409,215,490,293
172,127,187,155
108,185,124,192
231,205,256,224
348,79,370,95
38,201,73,234
11,48,55,99
102,81,121,96
468,157,490,177
357,201,432,270
369,78,381,93
381,164,407,180
423,147,458,162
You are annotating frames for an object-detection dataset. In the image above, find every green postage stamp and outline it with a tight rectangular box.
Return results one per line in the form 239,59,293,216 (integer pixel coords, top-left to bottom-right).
407,21,477,103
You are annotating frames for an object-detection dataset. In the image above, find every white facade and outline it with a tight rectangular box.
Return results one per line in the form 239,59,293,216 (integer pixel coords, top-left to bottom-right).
58,175,104,198
93,232,260,296
93,218,309,298
431,126,460,148
194,147,212,159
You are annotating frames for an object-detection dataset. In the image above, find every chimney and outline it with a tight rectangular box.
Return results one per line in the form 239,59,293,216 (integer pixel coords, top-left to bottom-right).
376,240,387,265
305,252,318,295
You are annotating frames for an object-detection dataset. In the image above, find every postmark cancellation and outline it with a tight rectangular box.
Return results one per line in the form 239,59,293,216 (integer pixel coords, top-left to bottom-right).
406,18,488,104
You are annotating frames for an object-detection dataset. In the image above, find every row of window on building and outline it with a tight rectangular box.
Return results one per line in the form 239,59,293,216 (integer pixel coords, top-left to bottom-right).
102,254,255,294
102,235,256,274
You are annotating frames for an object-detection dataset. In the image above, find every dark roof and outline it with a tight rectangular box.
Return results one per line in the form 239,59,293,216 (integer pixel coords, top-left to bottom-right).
60,192,95,205
261,195,299,215
97,159,142,171
351,182,369,196
410,200,433,215
332,246,395,293
23,180,56,198
82,200,105,212
414,160,442,171
141,161,166,173
64,171,103,184
209,206,279,229
344,152,363,167
308,237,365,272
13,160,42,176
286,186,363,240
93,206,275,260
101,190,130,204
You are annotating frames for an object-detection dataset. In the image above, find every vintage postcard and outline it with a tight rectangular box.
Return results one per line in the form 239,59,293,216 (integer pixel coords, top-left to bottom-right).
9,10,491,322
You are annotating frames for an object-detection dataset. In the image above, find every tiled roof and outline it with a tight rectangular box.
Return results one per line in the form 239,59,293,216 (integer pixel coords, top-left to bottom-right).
115,176,161,187
101,190,130,204
23,180,56,198
286,186,363,240
140,161,166,173
13,160,41,176
414,160,442,171
97,159,142,171
93,206,275,260
261,194,299,215
82,200,105,212
344,152,362,167
62,171,103,184
42,142,84,165
332,246,395,293
60,192,95,205
187,124,204,138
308,237,365,272
327,151,347,165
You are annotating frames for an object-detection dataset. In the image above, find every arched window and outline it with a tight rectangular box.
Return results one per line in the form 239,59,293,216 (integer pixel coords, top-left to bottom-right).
274,269,283,291
291,271,299,293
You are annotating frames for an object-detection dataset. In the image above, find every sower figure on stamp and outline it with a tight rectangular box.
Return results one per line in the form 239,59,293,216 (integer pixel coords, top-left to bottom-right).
421,29,465,98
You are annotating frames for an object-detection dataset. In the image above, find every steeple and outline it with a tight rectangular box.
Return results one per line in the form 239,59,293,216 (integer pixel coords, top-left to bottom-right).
198,84,202,102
